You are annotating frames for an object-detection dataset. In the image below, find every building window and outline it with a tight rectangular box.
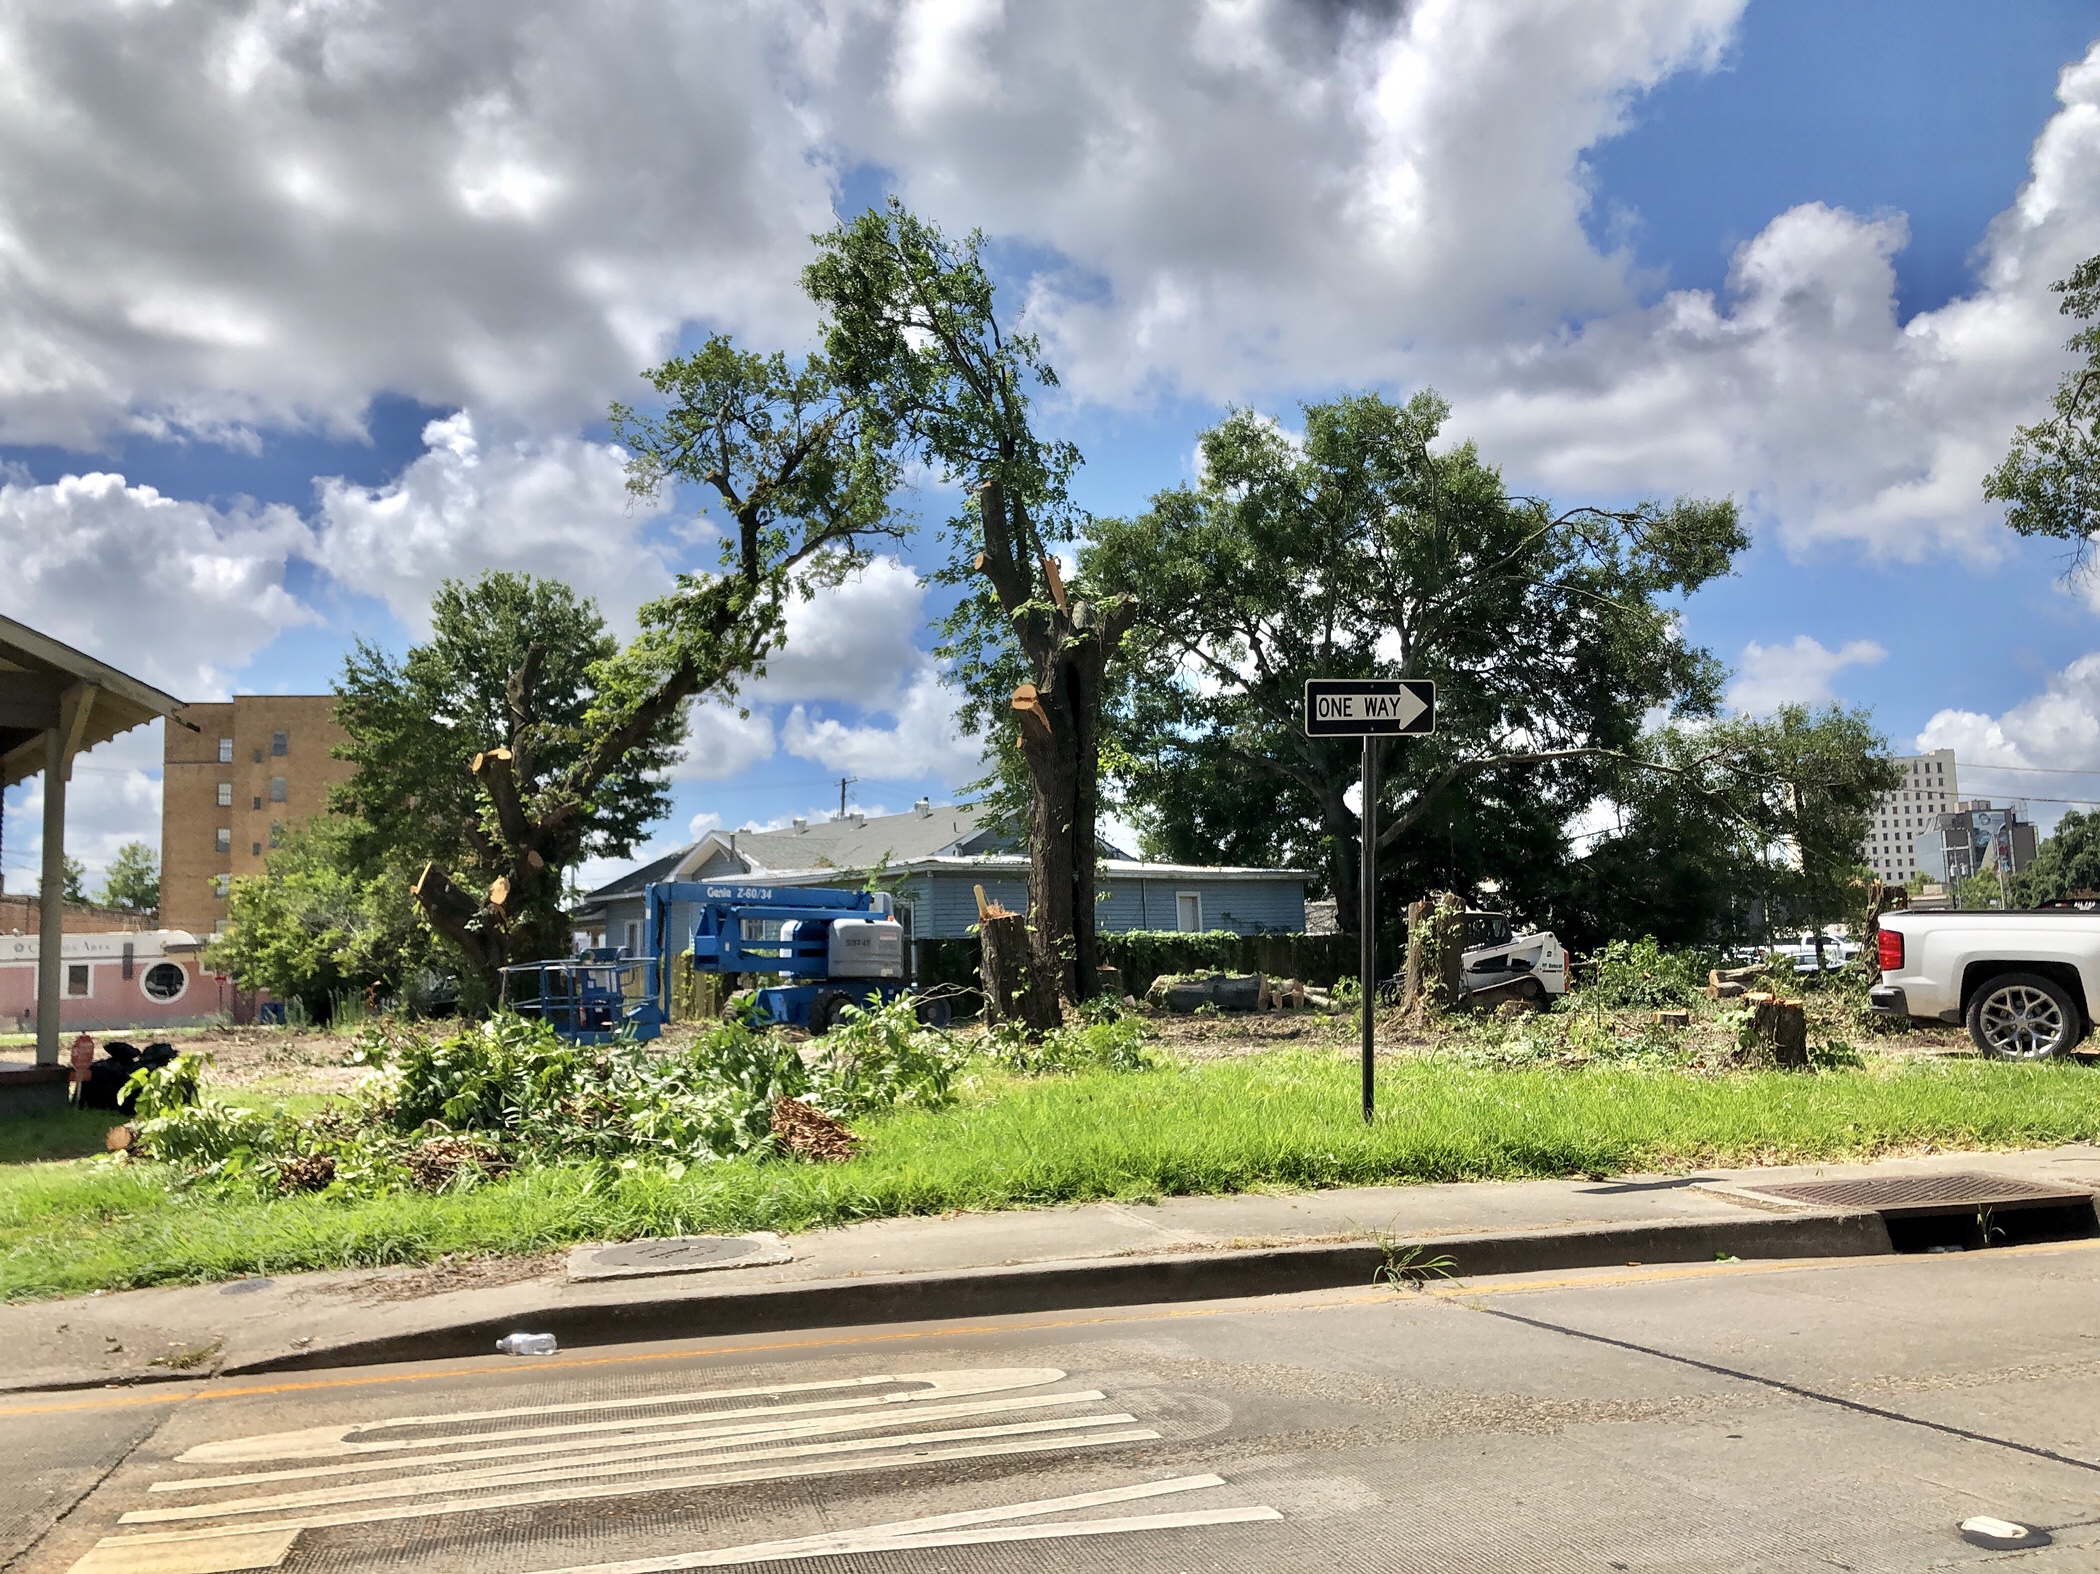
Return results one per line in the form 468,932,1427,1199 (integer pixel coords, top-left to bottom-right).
66,963,90,997
252,747,263,763
216,781,233,807
269,822,282,849
1176,892,1203,933
251,842,261,857
218,737,234,763
141,962,188,1004
212,875,231,899
253,795,262,811
624,920,642,954
215,827,232,853
271,730,288,757
269,776,287,803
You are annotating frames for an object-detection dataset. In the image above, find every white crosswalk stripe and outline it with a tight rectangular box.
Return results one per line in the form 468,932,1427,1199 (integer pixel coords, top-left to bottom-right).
67,1366,1278,1574
523,1474,1284,1572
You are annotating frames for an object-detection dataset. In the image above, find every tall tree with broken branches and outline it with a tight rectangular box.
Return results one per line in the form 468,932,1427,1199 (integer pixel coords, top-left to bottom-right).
334,338,902,1000
805,200,1134,1004
1086,391,1747,935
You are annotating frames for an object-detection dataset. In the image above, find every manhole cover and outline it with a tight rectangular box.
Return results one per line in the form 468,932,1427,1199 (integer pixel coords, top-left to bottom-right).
1739,1172,2092,1217
568,1233,792,1281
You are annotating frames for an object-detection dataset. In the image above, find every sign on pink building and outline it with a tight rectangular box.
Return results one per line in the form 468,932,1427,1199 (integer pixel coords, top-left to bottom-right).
0,930,232,1032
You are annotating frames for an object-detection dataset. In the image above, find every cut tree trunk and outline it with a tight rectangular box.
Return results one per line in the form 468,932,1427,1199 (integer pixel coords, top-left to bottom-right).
1401,891,1466,1020
979,481,1136,1005
1744,992,1809,1067
980,911,1063,1035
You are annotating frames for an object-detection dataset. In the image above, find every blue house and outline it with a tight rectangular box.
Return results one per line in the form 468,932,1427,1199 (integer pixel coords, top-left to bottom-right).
574,800,1308,969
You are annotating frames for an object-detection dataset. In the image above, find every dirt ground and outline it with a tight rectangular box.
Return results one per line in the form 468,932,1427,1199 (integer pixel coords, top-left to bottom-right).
0,990,1985,1105
0,1024,370,1091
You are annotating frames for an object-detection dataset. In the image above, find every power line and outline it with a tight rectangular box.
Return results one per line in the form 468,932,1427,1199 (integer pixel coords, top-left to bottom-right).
1953,761,2100,777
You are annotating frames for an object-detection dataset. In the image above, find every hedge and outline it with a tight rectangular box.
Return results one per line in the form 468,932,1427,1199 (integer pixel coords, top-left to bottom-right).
914,929,1384,1001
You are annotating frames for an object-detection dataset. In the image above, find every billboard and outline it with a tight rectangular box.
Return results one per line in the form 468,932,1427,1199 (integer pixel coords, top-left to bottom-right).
1971,809,2014,875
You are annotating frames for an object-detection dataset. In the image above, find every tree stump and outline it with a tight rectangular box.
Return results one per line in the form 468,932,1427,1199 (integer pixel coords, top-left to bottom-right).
1745,992,1809,1067
980,912,1063,1035
1401,892,1467,1021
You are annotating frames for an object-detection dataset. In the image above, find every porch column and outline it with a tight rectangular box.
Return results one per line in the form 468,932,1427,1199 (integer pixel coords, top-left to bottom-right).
35,721,63,1064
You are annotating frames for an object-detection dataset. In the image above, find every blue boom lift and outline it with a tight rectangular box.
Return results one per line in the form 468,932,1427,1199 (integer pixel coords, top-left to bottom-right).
502,880,932,1043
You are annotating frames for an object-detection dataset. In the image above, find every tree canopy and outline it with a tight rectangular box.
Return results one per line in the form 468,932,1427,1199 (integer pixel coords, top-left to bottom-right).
1086,391,1749,935
329,337,905,1000
2018,808,2100,904
99,840,159,913
205,818,428,1019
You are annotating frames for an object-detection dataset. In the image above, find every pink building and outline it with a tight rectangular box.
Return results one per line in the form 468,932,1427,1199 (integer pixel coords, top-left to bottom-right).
0,930,231,1033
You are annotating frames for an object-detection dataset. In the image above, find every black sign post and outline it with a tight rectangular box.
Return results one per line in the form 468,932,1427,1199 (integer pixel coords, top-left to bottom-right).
1304,679,1437,1122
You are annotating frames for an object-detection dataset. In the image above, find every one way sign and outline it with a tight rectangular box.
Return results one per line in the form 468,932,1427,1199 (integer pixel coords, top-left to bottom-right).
1303,678,1436,737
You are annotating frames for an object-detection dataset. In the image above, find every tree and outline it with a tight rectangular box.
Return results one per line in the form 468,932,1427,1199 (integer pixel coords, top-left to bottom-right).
1571,706,1899,948
333,574,665,1000
805,200,1133,1003
1086,392,1745,935
336,338,901,1001
39,853,86,904
205,819,428,1019
1986,254,2100,556
2017,808,2100,903
99,841,160,914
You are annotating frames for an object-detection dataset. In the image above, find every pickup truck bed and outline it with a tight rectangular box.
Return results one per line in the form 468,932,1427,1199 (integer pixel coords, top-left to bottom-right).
1872,909,2100,1059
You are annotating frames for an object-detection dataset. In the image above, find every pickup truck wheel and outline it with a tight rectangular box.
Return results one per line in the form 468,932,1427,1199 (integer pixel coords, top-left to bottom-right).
1966,972,2080,1060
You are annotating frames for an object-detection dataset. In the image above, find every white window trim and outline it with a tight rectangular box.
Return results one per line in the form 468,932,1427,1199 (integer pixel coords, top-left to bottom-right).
140,961,190,1006
64,961,93,999
1176,891,1203,933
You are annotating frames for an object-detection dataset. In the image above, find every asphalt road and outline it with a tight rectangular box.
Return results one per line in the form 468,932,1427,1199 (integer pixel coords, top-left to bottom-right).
9,1241,2100,1573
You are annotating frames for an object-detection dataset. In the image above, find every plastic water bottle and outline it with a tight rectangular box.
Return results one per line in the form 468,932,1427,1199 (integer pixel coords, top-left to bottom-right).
496,1331,558,1356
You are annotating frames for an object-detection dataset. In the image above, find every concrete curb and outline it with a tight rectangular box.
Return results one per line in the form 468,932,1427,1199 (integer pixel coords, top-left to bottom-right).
227,1207,1894,1375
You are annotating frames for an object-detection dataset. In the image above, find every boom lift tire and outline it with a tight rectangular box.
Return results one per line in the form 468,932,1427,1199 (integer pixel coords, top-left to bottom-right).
809,989,853,1037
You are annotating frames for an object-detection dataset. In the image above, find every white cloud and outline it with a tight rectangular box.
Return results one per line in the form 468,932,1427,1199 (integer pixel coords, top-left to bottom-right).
820,0,1740,405
0,468,314,697
311,410,674,632
778,665,982,785
1727,635,1887,715
0,1,834,446
759,558,932,709
686,810,723,841
1458,47,2100,562
675,702,777,783
1918,654,2100,828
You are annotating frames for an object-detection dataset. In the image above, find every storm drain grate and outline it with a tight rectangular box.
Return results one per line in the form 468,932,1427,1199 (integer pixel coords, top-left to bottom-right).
1740,1172,2092,1217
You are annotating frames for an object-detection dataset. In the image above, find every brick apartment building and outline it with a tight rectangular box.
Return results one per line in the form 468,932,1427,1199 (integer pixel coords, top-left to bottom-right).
160,696,353,936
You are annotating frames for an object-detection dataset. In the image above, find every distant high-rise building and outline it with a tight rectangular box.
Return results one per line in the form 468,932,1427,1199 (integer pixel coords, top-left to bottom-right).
160,696,352,937
1861,749,1956,885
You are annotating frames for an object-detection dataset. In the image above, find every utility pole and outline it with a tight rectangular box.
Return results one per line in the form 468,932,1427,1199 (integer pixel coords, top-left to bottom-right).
837,776,858,818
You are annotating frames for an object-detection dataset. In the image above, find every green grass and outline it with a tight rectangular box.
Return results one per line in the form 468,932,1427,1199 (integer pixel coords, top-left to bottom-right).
6,1052,2100,1300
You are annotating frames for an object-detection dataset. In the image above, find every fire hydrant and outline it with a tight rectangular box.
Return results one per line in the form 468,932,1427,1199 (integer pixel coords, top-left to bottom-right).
67,1033,94,1103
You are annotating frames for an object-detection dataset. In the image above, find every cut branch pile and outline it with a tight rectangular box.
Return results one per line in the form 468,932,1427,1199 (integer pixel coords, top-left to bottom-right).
771,1097,859,1163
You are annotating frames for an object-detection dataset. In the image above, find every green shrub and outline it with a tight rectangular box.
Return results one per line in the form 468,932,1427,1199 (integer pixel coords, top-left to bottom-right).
1577,938,1716,1009
807,998,965,1116
991,1012,1155,1075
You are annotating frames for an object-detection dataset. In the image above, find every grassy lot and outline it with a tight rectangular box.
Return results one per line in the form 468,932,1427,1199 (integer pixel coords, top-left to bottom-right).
6,1048,2099,1300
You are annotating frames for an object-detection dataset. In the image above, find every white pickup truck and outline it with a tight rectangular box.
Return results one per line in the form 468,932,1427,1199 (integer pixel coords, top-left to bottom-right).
1871,909,2100,1059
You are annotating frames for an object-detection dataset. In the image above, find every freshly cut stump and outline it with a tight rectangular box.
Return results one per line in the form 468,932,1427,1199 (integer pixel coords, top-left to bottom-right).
772,1096,859,1162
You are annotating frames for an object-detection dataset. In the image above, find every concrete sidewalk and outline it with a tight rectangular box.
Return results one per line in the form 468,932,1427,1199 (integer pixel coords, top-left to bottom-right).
7,1144,2100,1393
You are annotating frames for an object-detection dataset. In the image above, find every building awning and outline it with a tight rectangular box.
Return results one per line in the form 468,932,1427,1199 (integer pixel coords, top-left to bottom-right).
0,613,191,788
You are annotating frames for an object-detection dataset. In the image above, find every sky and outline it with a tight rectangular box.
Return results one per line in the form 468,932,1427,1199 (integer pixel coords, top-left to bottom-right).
6,0,2100,899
